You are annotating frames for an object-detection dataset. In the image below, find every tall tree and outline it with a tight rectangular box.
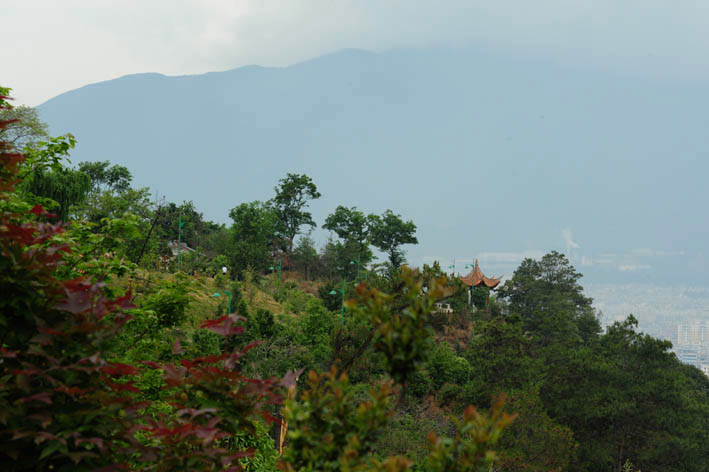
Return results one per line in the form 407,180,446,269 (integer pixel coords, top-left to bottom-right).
228,201,278,276
271,173,321,254
497,251,600,345
368,209,418,269
323,205,374,274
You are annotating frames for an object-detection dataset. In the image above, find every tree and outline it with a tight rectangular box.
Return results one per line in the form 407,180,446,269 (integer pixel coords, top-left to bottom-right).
292,232,320,280
497,251,600,345
18,135,91,222
0,105,49,150
271,173,321,254
77,160,132,194
323,205,370,249
228,201,278,276
323,205,374,270
368,209,418,269
21,166,91,221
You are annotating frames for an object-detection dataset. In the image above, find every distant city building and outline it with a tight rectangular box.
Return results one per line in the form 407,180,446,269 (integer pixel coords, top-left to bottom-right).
675,346,699,367
701,365,709,377
677,321,709,346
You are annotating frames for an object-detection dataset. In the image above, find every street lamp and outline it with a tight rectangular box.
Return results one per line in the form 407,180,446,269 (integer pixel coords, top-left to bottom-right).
329,278,347,325
213,266,232,314
177,211,185,272
269,260,282,282
448,258,456,276
350,254,361,281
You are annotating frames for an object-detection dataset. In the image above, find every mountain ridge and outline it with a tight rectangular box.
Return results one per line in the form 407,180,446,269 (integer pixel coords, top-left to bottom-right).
37,46,709,284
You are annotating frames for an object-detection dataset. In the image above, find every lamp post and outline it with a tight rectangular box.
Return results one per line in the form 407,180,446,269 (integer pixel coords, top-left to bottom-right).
329,278,347,325
448,258,456,276
465,262,475,307
350,253,361,282
177,211,185,272
213,266,232,314
269,260,282,283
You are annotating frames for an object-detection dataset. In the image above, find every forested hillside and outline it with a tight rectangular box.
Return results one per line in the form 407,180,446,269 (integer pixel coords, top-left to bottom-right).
2,88,708,471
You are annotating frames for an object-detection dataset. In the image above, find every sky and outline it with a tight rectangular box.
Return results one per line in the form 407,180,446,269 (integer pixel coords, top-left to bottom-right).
5,0,709,106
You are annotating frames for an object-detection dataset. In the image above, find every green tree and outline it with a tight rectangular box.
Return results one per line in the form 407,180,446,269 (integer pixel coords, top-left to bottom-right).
292,232,320,280
497,251,600,345
21,166,91,221
323,205,374,272
270,173,321,253
368,209,418,269
228,201,278,276
70,160,152,225
497,386,577,472
77,160,132,193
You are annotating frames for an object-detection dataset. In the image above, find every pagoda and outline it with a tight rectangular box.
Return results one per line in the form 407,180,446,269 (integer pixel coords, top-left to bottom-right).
459,259,501,308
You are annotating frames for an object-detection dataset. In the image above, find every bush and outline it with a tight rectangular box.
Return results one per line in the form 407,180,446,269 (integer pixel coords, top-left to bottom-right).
426,342,472,390
140,277,190,328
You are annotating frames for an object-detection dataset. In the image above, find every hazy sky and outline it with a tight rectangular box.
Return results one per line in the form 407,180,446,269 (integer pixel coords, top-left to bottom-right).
4,1,709,106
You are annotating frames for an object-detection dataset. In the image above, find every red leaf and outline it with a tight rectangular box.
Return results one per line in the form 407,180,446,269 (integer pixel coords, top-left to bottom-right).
19,392,52,404
101,363,138,377
54,288,92,314
0,347,18,358
172,339,183,355
29,204,44,216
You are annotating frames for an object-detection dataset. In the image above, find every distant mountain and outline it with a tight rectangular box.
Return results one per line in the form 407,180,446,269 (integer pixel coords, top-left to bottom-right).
39,47,709,284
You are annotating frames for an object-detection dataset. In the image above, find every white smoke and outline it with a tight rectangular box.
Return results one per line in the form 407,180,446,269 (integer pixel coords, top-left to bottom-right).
562,228,580,259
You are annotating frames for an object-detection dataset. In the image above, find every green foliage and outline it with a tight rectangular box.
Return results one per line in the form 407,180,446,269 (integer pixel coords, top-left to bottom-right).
228,200,278,275
323,205,374,270
292,232,320,279
424,396,516,472
318,281,342,311
20,133,76,176
233,420,279,471
249,308,279,339
426,343,472,391
281,369,399,471
140,277,191,328
77,160,132,193
18,134,91,221
497,251,600,345
368,210,418,269
271,173,321,253
464,319,542,407
497,386,577,472
348,267,440,386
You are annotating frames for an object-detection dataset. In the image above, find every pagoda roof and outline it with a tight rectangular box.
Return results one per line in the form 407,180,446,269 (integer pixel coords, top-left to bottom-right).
459,259,501,289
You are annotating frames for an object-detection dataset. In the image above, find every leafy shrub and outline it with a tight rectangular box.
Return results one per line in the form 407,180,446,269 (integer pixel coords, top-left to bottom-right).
140,277,190,328
406,365,433,398
427,343,472,390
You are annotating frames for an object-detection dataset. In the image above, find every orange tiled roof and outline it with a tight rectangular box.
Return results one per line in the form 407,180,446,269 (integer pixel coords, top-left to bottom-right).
459,259,501,289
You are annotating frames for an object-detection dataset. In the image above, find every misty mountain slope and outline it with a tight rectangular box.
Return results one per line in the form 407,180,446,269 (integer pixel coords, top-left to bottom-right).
38,47,709,282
